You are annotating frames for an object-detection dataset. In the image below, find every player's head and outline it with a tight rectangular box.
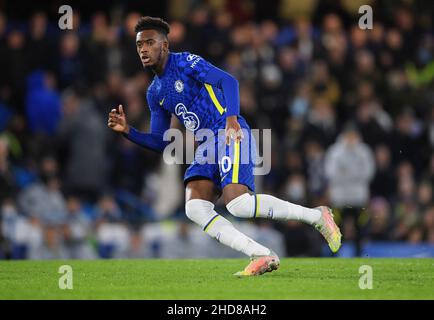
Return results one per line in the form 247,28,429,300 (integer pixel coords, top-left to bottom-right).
134,16,170,69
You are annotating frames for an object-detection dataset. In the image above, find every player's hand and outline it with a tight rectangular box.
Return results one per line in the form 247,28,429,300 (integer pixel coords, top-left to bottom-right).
225,115,244,146
108,105,129,134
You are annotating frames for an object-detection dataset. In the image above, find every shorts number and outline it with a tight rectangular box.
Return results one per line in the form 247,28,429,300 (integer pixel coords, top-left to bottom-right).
221,156,232,174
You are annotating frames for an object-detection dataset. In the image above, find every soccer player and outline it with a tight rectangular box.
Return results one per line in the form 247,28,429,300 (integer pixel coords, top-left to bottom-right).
108,17,341,276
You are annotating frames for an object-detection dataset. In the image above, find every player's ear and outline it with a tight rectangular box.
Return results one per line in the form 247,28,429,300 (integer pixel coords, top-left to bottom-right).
162,38,169,53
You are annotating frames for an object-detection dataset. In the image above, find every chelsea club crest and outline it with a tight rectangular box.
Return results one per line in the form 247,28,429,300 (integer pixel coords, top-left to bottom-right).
175,80,184,93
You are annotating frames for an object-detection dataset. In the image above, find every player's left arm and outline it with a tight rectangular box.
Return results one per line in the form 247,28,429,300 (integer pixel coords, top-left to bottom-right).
184,54,243,145
205,67,244,145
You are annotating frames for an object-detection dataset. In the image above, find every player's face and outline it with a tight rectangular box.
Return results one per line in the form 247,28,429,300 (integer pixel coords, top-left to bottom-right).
136,30,167,68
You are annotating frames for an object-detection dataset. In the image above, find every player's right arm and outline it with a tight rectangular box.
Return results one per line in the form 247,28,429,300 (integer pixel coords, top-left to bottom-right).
107,99,171,153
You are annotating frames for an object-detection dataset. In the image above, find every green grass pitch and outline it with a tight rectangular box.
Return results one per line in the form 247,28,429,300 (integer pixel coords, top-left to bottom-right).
1,258,433,299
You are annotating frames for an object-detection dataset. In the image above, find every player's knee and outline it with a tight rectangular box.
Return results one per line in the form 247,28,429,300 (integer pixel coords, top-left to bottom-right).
226,193,254,218
185,199,215,228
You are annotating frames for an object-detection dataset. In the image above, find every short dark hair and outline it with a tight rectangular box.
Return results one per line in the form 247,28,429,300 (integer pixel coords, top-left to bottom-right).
134,16,170,37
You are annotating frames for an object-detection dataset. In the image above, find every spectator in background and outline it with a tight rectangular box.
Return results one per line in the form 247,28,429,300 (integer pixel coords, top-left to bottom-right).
355,99,392,148
120,12,142,77
365,197,393,241
301,97,337,149
62,196,96,259
428,108,434,149
104,23,123,75
324,29,349,100
0,136,18,204
422,206,434,243
167,20,190,53
18,177,66,225
303,140,327,205
57,32,84,89
1,199,20,258
1,199,43,259
95,194,129,258
381,28,406,70
239,82,260,129
384,68,413,117
288,81,311,121
325,123,375,256
206,11,232,65
5,29,27,111
417,181,433,213
160,220,210,258
111,137,148,194
27,11,54,73
282,149,304,177
83,12,110,85
393,199,421,243
29,224,69,260
0,12,8,92
278,46,305,99
390,108,428,175
1,111,27,165
143,159,183,220
255,221,286,258
293,17,315,63
370,144,396,201
427,154,434,190
26,71,61,136
94,71,125,116
186,6,212,56
391,161,420,242
276,219,322,257
18,156,67,225
308,60,340,106
282,173,307,205
58,89,109,201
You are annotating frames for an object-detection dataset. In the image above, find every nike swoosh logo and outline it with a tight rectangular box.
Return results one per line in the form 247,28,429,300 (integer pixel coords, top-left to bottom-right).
221,172,230,182
159,98,165,106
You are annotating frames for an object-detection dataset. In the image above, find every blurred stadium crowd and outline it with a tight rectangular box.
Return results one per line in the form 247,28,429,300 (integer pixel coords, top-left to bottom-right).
0,0,434,259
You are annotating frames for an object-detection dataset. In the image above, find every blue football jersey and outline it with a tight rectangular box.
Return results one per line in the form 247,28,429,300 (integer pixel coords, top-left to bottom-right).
142,51,257,192
147,52,229,133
